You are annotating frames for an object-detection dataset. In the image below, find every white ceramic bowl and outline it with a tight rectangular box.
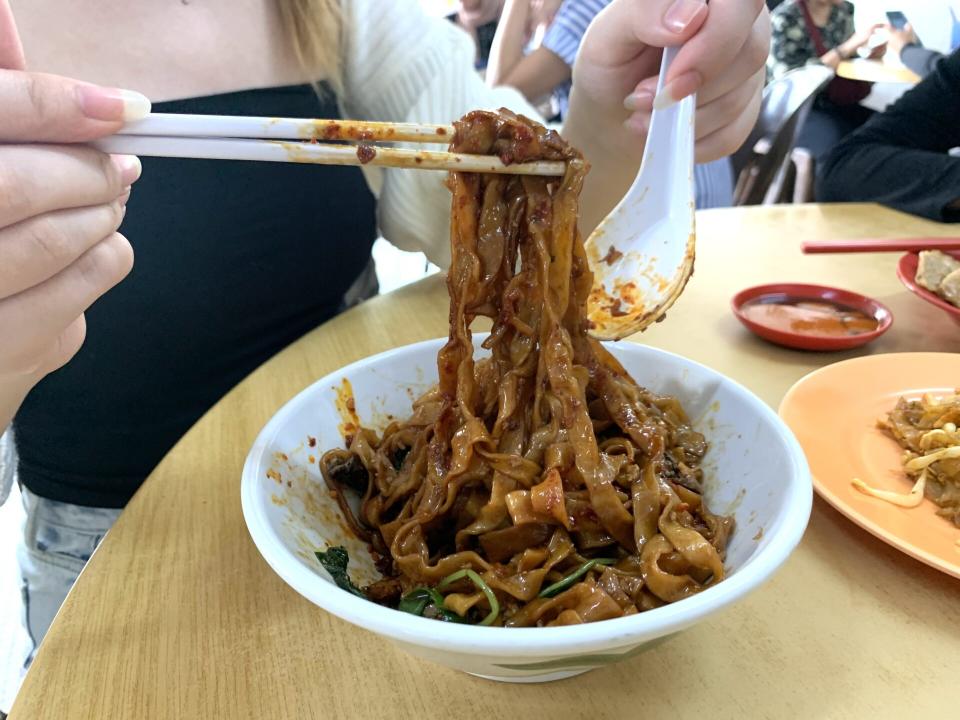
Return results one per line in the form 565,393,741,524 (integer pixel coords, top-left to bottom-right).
241,338,811,682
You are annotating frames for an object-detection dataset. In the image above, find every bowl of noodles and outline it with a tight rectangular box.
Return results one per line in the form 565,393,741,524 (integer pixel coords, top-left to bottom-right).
241,338,810,681
241,110,811,682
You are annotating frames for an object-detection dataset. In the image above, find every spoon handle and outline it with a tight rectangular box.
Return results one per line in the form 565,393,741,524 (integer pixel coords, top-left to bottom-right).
636,46,696,214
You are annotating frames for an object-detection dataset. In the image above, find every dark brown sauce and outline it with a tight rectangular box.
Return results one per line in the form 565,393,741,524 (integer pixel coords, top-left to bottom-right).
742,297,880,337
356,144,376,164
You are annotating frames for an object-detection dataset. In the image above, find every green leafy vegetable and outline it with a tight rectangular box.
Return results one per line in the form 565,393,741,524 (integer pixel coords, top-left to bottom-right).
538,558,616,599
398,587,465,622
438,569,500,626
315,546,366,598
397,587,441,616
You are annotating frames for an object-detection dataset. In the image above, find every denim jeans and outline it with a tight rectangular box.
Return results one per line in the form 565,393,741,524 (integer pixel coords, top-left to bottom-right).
16,488,121,665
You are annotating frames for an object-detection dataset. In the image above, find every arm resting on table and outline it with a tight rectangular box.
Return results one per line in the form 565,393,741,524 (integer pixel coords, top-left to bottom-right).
818,50,960,222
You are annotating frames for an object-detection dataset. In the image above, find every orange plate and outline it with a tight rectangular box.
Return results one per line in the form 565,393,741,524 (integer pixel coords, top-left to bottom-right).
779,353,960,579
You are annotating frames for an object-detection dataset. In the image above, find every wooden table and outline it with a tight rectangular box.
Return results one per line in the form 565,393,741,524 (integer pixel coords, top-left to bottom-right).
12,204,960,719
837,58,921,84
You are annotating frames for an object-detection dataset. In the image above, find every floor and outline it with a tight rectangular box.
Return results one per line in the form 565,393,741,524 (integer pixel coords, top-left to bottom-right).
0,240,434,714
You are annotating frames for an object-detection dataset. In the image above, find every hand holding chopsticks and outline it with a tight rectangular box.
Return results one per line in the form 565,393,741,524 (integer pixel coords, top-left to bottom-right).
92,113,567,177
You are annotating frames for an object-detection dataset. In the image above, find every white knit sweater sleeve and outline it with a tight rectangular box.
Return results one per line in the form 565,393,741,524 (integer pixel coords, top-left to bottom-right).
340,0,542,268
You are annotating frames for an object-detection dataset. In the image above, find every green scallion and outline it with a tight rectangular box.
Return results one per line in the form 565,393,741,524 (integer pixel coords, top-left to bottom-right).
437,568,500,626
537,558,616,599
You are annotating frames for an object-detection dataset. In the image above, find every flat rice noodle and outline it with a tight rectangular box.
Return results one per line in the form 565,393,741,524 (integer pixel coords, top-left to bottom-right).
658,496,725,582
479,522,552,562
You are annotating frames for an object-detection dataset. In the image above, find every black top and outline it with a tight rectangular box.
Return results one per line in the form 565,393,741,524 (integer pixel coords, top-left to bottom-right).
15,84,378,507
817,49,960,222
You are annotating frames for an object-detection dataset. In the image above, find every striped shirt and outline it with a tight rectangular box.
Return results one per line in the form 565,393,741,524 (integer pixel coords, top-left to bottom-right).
541,0,733,209
542,0,611,118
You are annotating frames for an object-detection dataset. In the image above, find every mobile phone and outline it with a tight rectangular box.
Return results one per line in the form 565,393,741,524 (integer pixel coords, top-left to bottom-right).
886,11,908,30
886,11,922,46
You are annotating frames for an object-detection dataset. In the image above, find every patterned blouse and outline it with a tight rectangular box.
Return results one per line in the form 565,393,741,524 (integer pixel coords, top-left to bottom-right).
767,0,856,81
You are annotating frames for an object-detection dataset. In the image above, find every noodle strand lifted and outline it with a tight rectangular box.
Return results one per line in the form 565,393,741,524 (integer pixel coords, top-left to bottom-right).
319,109,733,626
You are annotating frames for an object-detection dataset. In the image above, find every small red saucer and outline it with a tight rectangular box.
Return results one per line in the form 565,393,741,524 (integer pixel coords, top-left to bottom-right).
731,283,893,351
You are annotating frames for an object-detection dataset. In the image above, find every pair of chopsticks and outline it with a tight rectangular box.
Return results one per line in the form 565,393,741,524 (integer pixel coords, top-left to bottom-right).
802,237,960,254
91,113,566,176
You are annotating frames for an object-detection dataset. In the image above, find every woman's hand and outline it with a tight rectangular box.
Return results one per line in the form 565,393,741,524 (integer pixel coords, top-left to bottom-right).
839,23,885,59
563,0,769,232
568,0,769,163
886,23,918,59
0,2,150,429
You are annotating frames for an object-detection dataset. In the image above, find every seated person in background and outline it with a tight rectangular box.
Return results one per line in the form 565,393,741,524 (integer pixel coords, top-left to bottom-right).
451,0,506,69
489,0,739,209
887,22,944,79
767,0,882,79
487,0,590,118
817,49,960,223
767,0,884,161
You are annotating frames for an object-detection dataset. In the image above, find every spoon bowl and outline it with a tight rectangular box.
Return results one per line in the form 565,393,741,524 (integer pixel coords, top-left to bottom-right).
585,46,696,340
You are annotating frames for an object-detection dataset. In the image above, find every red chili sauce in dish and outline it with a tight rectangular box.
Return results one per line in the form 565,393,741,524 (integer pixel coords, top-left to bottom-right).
741,297,880,337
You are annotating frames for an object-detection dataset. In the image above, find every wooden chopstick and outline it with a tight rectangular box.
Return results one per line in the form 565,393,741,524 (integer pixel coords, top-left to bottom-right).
97,113,565,175
802,237,960,254
92,135,567,176
118,113,456,144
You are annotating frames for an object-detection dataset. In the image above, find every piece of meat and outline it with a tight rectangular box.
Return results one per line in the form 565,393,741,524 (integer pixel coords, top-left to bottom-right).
364,576,403,605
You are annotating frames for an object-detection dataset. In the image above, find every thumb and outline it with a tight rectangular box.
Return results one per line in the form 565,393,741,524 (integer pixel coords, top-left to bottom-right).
0,69,151,143
0,0,26,70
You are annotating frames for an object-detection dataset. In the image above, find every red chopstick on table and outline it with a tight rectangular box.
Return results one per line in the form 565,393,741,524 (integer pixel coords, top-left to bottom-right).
802,237,960,254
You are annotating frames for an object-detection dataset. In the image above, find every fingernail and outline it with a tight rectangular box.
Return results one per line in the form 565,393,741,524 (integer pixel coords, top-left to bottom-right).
652,87,678,111
653,71,702,110
624,90,655,112
112,155,143,185
77,84,152,122
118,187,132,206
663,0,706,33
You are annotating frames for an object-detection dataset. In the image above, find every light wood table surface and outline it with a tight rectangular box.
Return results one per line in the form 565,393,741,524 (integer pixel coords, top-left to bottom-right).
837,58,921,84
12,204,960,719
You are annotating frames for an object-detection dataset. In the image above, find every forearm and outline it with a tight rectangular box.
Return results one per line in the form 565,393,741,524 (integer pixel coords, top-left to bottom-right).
818,40,856,70
819,141,960,222
487,0,531,86
900,45,942,79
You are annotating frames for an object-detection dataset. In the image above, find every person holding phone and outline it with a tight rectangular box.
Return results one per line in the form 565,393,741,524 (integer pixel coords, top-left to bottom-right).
886,17,944,79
